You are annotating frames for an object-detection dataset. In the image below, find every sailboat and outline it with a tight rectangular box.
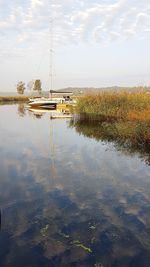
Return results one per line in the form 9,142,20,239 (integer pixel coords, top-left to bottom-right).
28,12,76,110
28,90,75,109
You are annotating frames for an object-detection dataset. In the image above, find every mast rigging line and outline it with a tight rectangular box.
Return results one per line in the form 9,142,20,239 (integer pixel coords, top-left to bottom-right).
49,18,53,92
49,6,56,94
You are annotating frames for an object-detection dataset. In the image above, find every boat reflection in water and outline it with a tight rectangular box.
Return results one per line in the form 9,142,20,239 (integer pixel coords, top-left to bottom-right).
28,106,72,119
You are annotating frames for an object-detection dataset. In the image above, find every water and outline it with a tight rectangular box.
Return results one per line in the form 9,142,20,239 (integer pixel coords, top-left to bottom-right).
0,104,150,267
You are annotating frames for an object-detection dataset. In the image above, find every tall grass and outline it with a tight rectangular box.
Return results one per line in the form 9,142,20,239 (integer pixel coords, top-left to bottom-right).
73,91,150,162
75,91,150,122
0,96,29,103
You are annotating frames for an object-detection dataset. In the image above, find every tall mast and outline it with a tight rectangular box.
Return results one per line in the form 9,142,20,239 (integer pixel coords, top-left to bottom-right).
50,18,53,92
49,2,54,97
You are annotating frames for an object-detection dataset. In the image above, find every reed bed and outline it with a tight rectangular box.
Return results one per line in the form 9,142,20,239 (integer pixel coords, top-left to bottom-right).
0,96,29,103
74,91,150,157
75,91,150,122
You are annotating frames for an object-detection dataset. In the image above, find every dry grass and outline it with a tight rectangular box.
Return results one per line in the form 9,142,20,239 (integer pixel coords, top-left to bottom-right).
74,91,150,156
0,96,29,102
75,91,150,122
127,109,150,122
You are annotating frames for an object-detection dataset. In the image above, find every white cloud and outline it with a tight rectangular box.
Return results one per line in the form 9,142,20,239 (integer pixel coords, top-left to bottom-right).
31,0,44,9
0,0,150,59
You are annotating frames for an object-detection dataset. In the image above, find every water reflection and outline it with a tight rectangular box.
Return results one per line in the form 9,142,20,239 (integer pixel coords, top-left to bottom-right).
18,103,72,120
29,108,72,121
0,105,149,267
17,103,26,117
70,116,150,166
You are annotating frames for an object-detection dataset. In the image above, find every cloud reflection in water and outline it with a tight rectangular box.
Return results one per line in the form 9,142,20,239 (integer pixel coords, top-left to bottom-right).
0,104,149,267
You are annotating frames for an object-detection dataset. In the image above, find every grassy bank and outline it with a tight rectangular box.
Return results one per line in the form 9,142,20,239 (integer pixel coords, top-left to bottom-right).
73,91,150,163
75,91,150,122
0,96,29,103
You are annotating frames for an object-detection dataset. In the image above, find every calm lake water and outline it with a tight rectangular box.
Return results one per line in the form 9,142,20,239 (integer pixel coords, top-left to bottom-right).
0,104,150,267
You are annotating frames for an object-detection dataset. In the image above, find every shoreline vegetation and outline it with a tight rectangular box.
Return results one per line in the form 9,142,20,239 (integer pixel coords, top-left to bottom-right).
75,91,150,122
72,91,150,164
0,96,29,103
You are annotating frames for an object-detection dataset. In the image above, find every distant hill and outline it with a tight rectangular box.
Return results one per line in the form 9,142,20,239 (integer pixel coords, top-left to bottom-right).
0,86,150,96
56,86,150,95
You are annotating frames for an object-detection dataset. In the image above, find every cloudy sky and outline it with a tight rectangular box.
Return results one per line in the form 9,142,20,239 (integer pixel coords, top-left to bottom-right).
0,0,150,91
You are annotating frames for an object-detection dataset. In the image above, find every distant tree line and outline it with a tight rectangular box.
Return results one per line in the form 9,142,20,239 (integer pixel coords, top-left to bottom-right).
16,80,42,95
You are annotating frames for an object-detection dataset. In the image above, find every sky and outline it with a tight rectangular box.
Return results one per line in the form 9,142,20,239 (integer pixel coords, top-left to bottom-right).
0,0,150,92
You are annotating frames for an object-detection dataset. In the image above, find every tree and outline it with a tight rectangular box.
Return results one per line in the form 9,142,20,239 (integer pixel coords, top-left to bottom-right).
17,81,26,95
33,79,42,94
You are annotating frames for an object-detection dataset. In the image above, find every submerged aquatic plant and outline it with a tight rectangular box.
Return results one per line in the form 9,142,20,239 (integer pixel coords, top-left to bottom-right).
95,263,104,267
72,240,92,253
40,224,49,237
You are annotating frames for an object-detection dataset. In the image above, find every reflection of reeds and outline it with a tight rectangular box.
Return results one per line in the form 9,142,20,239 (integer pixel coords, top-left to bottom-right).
0,96,29,102
70,118,150,165
75,91,150,122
